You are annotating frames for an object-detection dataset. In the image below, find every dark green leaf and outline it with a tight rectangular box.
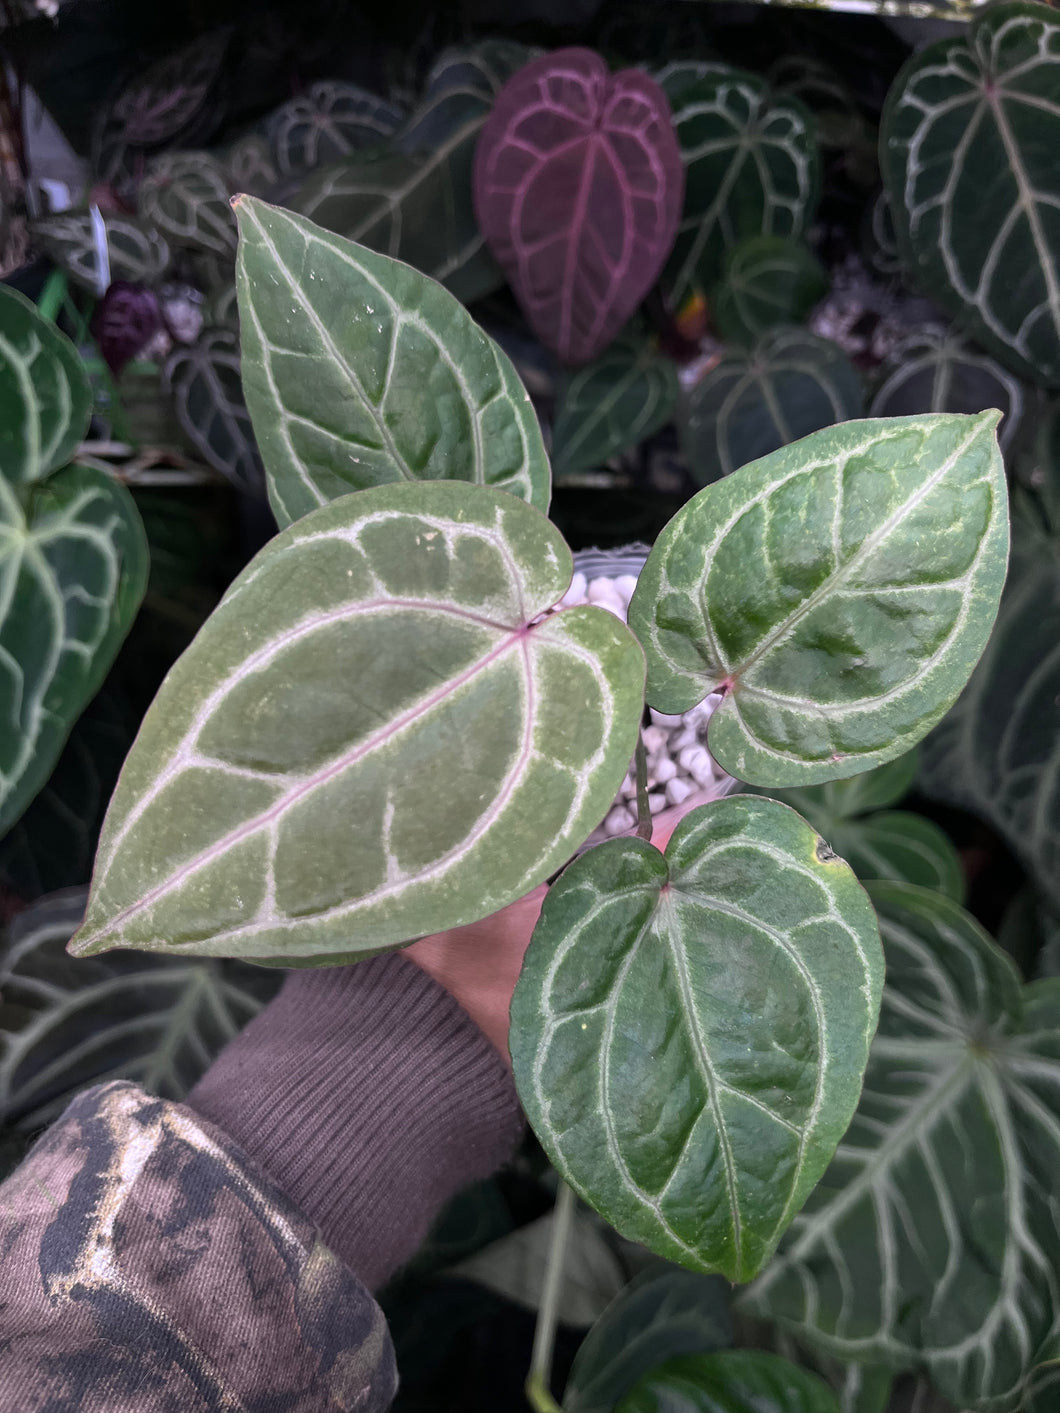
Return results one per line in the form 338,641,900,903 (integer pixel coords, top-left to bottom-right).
33,211,171,295
70,481,644,963
138,151,237,258
680,329,863,487
268,80,404,176
711,237,828,348
0,284,92,484
618,1349,840,1413
511,796,883,1282
828,811,964,901
552,334,680,480
235,198,549,527
630,413,1008,787
163,328,262,492
766,753,921,823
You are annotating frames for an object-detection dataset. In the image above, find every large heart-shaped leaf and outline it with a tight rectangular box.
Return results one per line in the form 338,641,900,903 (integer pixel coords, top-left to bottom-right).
473,48,684,365
268,80,405,176
629,413,1008,788
552,331,679,479
711,236,828,349
33,212,172,296
0,285,92,485
138,151,236,258
660,67,820,315
163,328,263,492
510,795,883,1282
618,1350,840,1413
921,515,1060,909
680,329,863,486
70,481,644,963
869,330,1026,454
235,197,550,528
0,887,281,1131
564,1268,732,1413
0,466,148,837
744,881,1060,1412
880,3,1060,387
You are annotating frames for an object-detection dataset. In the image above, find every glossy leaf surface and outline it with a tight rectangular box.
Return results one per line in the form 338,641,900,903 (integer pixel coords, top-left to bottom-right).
630,413,1008,787
0,466,148,836
564,1268,732,1413
661,67,820,314
474,48,683,365
618,1350,840,1413
163,328,262,492
744,881,1060,1412
235,198,549,527
70,481,644,962
0,284,92,484
268,80,404,175
511,796,883,1282
552,332,679,479
0,888,280,1131
711,236,828,348
881,4,1060,387
680,329,862,486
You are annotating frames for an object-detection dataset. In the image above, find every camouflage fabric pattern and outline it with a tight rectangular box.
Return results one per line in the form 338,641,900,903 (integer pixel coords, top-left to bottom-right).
0,1080,397,1411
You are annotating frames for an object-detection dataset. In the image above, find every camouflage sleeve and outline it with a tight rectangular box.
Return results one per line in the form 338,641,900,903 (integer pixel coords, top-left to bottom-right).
0,1079,398,1412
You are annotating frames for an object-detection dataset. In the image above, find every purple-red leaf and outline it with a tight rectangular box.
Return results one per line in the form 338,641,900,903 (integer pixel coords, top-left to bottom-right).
473,48,683,366
91,281,164,376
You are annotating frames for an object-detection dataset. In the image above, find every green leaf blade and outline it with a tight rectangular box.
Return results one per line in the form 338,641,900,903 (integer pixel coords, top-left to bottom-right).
511,795,883,1283
629,413,1009,787
70,481,644,963
234,197,550,527
0,285,92,484
618,1349,841,1413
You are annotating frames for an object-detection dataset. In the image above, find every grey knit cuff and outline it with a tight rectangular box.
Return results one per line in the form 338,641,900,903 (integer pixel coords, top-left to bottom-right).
186,954,524,1292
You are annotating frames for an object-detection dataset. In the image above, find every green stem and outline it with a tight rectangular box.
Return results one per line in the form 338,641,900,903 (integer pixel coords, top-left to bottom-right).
634,733,653,842
36,269,68,325
525,1180,576,1413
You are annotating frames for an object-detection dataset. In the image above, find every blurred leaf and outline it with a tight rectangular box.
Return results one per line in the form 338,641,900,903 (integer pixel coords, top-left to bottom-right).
221,132,279,200
163,328,262,492
33,212,171,295
269,80,404,176
711,237,828,348
618,1349,840,1413
139,151,237,259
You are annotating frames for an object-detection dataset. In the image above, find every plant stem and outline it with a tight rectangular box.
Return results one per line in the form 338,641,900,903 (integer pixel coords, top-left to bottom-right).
635,732,653,842
525,1180,576,1413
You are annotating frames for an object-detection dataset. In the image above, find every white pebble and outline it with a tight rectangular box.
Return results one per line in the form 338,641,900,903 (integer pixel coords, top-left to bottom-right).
690,752,716,786
620,774,637,799
649,793,667,814
652,755,677,784
679,744,710,774
613,574,639,608
666,777,694,806
672,727,698,751
604,804,636,835
641,726,666,755
650,708,683,728
558,571,587,607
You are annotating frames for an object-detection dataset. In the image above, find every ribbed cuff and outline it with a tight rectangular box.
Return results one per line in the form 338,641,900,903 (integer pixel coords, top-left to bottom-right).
186,955,524,1291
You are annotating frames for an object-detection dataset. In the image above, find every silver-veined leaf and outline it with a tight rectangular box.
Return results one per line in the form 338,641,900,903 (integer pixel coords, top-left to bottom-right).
70,481,644,963
711,236,828,349
552,333,679,480
880,3,1060,387
235,197,550,528
138,150,236,258
629,413,1008,788
163,328,262,492
0,284,92,484
220,132,278,200
766,752,921,822
0,466,148,836
0,888,280,1131
680,329,862,486
510,796,883,1282
564,1268,732,1413
869,329,1025,454
660,67,820,314
268,80,404,175
743,881,1060,1413
33,211,172,295
618,1350,840,1413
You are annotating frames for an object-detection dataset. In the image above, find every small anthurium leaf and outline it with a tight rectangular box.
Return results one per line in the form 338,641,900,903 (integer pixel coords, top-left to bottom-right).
234,197,550,528
629,413,1008,787
771,752,921,823
33,211,172,295
743,881,1060,1413
711,236,828,348
473,48,684,365
617,1350,841,1413
564,1268,732,1413
0,466,148,837
510,795,884,1283
660,67,820,315
268,80,404,176
0,284,92,484
869,329,1026,454
138,151,236,258
552,332,680,479
881,3,1060,388
163,328,263,492
680,329,863,487
828,811,965,901
69,481,644,963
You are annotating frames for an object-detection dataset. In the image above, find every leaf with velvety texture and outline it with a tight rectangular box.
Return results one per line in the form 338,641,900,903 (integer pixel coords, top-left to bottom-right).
235,198,550,528
0,466,148,836
70,481,644,963
881,3,1060,387
629,413,1008,787
473,48,684,365
0,285,92,484
743,881,1060,1413
510,796,883,1282
618,1350,840,1413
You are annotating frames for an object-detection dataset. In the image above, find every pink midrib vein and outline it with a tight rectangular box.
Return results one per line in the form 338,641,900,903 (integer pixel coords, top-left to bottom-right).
85,621,532,943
